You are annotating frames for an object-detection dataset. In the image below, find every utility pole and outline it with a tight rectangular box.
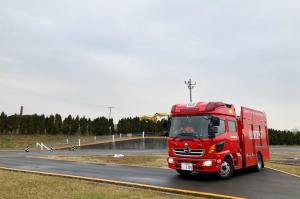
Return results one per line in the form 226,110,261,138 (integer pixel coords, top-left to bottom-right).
107,106,114,121
20,106,23,116
107,106,115,136
184,78,196,103
17,106,23,135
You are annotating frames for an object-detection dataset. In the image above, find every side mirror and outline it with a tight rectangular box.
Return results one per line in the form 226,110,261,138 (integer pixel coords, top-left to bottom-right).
208,126,218,138
211,117,220,126
162,119,169,137
163,131,169,137
162,119,168,129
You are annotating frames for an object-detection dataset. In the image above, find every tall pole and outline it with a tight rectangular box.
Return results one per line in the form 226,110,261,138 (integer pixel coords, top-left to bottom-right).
184,78,196,103
17,105,24,134
107,106,115,136
20,106,24,116
107,106,115,121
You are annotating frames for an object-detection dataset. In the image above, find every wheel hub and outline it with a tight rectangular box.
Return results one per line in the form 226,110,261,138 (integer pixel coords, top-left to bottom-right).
257,156,262,169
219,161,231,177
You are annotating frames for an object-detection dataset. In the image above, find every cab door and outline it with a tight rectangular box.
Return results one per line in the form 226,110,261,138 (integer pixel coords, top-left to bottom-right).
227,120,240,154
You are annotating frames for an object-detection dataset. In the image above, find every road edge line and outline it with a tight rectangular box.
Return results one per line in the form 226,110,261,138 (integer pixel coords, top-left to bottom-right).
266,166,300,178
0,166,245,199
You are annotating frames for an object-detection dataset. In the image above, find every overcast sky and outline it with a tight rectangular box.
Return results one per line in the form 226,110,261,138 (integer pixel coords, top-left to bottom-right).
0,1,299,130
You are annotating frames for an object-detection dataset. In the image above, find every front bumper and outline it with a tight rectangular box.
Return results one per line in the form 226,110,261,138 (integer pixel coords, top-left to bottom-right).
168,156,222,172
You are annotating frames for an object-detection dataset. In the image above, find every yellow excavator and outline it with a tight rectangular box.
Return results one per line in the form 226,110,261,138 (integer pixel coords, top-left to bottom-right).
140,112,170,122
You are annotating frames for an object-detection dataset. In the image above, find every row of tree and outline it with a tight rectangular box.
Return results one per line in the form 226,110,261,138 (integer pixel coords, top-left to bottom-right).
1,112,299,145
0,112,163,136
269,128,300,145
117,117,164,134
0,112,114,136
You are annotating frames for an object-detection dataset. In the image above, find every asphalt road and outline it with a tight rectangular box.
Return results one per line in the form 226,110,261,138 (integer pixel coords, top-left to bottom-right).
0,150,299,199
271,146,300,153
270,146,300,165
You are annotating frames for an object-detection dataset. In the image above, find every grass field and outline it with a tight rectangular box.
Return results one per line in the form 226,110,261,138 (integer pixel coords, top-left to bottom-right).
0,134,97,149
0,134,152,150
0,170,203,199
265,162,300,176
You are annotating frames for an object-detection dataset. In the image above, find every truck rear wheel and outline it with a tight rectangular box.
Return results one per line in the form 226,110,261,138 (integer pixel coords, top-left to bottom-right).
255,154,263,172
176,169,192,176
217,158,234,179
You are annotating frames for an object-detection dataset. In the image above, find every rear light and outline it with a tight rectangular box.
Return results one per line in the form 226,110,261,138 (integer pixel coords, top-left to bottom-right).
208,144,216,153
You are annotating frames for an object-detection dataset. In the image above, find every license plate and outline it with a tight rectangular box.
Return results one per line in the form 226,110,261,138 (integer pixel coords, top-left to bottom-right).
181,163,193,171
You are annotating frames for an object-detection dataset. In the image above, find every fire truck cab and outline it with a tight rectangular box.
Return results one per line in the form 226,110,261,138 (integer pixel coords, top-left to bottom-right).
167,101,270,179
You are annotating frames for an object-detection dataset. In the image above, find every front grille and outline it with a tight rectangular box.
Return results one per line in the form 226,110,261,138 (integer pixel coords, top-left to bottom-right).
173,148,205,156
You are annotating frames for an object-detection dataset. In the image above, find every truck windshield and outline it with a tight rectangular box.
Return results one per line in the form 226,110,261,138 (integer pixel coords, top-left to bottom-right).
169,115,212,138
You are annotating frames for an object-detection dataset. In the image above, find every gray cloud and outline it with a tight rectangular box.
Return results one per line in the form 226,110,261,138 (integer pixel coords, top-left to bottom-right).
0,0,300,129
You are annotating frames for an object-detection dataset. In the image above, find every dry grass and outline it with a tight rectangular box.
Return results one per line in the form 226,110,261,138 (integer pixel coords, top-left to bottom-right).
267,151,300,176
0,134,92,149
0,170,203,199
41,154,169,168
266,163,300,176
0,135,155,150
270,145,300,148
270,154,286,161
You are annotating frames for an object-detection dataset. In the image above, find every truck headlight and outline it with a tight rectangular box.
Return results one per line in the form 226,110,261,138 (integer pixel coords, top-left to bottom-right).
203,160,212,166
168,157,174,164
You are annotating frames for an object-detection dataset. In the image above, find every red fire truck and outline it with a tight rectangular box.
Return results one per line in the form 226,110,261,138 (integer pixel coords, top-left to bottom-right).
166,101,270,179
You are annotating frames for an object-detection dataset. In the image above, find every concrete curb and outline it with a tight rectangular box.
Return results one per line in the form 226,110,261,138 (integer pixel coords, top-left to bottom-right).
0,166,245,199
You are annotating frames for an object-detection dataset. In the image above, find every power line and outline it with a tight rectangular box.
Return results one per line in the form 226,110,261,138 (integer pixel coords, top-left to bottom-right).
0,82,111,109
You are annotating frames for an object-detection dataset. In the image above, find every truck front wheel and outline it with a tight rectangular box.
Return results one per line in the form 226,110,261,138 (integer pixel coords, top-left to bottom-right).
217,158,234,179
176,169,192,176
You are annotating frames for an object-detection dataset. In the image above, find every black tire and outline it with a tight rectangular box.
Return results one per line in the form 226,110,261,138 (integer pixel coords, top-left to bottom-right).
217,158,234,179
255,154,263,172
176,169,192,176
